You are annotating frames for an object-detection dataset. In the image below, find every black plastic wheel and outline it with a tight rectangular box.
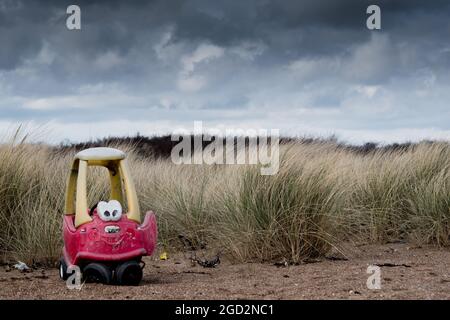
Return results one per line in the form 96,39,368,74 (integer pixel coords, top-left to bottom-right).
115,261,143,286
83,262,113,284
59,258,69,281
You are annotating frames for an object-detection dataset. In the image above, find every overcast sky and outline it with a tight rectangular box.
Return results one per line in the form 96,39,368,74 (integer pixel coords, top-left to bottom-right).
0,0,449,144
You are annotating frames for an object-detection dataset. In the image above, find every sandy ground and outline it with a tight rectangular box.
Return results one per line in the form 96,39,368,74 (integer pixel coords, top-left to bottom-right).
0,243,449,300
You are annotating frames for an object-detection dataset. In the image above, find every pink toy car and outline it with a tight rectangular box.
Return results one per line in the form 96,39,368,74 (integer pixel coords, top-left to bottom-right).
59,147,157,285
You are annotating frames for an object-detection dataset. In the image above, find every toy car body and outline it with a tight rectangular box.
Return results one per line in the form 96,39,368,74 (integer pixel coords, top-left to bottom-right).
59,147,157,285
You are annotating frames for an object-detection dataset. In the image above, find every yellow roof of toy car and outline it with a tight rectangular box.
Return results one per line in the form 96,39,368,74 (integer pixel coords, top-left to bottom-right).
74,147,126,161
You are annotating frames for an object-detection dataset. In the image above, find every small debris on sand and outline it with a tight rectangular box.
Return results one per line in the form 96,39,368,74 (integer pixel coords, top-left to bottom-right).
191,252,221,268
13,261,30,272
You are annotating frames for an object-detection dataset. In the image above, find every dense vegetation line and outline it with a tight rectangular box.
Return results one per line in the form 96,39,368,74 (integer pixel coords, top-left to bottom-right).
0,136,448,265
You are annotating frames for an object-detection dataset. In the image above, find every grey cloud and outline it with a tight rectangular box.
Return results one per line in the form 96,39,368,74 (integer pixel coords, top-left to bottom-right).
0,0,449,143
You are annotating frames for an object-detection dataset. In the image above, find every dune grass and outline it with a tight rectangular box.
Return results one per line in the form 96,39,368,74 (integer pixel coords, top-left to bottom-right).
0,135,448,265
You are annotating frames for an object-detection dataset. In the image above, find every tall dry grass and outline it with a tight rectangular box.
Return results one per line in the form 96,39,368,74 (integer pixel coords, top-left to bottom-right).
0,135,448,265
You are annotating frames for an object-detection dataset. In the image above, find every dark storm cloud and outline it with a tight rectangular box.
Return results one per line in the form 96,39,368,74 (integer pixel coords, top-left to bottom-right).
0,0,450,142
2,0,449,68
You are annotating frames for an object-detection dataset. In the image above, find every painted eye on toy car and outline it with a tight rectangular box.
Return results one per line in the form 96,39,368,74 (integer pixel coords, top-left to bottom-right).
97,200,122,222
110,207,122,221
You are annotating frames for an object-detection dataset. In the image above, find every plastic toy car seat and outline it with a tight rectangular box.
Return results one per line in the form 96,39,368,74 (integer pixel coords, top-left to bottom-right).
59,147,157,285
